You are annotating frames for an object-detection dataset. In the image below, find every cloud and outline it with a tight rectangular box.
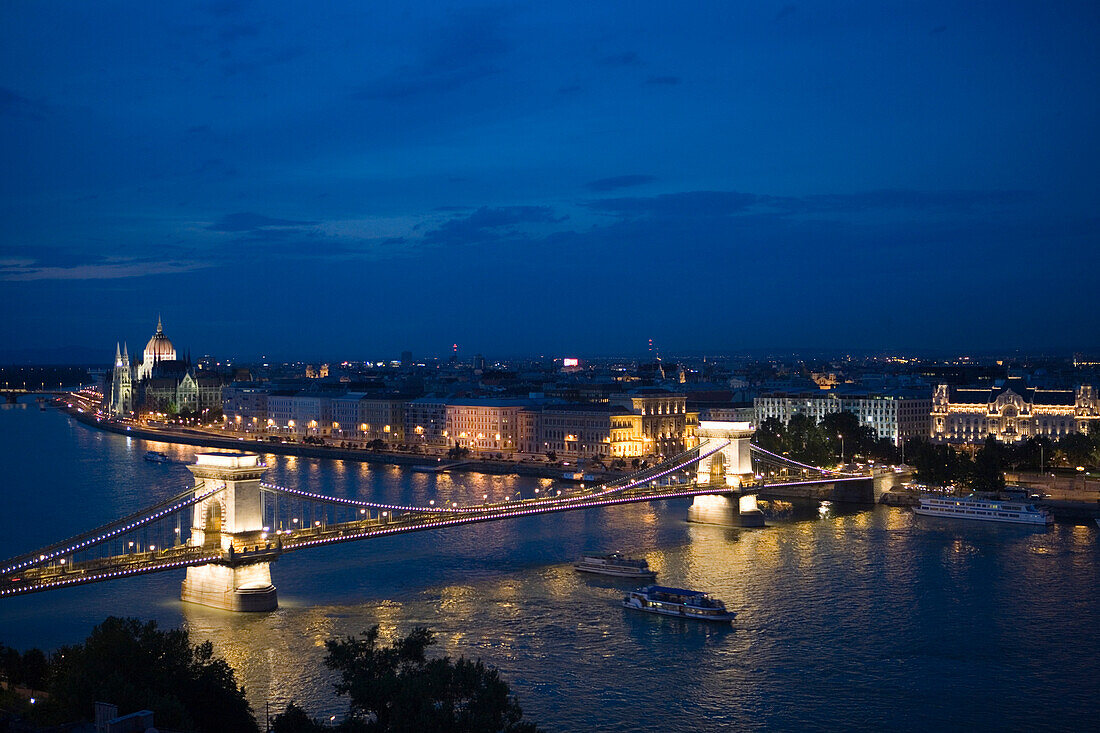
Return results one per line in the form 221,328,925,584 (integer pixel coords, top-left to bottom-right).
798,189,1029,213
583,188,1029,219
585,174,656,192
599,51,640,67
423,206,566,247
206,212,318,233
0,260,210,282
354,10,508,101
584,191,769,218
646,76,680,86
0,87,48,119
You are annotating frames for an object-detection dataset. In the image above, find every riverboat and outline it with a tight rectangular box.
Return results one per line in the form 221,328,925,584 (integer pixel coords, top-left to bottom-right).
622,585,735,622
912,495,1052,526
143,450,171,463
574,553,656,579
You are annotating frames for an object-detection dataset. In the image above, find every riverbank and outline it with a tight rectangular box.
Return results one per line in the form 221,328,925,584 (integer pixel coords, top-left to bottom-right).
58,402,608,482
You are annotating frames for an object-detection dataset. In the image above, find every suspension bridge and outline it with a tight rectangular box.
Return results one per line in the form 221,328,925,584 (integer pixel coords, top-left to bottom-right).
0,422,872,611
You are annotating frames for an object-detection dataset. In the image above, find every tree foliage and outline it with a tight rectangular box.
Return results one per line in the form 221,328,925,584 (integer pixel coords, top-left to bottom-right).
757,411,898,467
42,617,257,732
274,625,541,733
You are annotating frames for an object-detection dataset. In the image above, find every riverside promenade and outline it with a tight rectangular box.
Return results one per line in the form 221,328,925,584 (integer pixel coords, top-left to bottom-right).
58,401,609,482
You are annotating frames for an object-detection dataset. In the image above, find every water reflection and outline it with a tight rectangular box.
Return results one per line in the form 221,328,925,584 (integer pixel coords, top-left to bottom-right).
1,406,1099,731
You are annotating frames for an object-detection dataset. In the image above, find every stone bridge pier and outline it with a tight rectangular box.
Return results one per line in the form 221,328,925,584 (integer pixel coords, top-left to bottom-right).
181,453,278,612
687,421,765,528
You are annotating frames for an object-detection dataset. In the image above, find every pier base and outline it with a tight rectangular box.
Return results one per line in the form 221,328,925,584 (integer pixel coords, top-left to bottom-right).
181,562,277,612
687,494,765,528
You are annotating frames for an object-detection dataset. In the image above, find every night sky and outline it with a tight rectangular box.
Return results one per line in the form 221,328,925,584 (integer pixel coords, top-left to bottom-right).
2,2,1098,361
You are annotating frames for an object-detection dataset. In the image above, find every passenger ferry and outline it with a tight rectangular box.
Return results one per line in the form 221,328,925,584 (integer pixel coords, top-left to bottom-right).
143,450,171,463
574,553,656,579
912,495,1053,526
622,586,735,622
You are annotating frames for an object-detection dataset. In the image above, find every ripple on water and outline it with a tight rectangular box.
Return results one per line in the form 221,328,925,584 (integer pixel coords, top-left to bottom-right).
0,406,1098,731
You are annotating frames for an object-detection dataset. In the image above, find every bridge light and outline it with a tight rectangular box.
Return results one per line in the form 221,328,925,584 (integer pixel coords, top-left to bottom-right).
360,508,366,514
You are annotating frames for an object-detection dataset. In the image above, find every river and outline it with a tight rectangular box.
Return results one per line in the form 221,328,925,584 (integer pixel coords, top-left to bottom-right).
1,400,1098,731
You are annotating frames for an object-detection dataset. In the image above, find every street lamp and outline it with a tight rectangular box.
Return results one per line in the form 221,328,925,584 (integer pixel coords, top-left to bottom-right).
838,433,845,466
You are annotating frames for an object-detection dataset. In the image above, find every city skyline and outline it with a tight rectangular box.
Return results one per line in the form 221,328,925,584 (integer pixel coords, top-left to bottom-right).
3,2,1099,358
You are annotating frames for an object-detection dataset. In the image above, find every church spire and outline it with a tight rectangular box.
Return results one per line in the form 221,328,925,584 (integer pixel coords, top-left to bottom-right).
156,314,163,334
115,342,122,367
122,342,129,365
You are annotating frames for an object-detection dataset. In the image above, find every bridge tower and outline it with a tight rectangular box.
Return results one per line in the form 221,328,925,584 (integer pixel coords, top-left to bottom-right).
688,421,764,528
180,453,278,611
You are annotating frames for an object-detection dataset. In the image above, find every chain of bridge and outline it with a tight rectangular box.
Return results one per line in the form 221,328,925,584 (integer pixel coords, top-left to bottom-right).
0,440,861,598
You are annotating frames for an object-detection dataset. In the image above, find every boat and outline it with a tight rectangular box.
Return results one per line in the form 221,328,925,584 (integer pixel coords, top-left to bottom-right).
622,585,735,622
574,553,656,579
912,494,1052,526
143,450,171,463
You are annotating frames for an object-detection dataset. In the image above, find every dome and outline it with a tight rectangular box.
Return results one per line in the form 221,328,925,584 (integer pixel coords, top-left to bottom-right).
143,316,176,362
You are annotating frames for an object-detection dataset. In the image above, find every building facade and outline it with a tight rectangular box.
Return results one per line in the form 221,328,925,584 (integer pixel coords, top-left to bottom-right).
930,379,1098,444
754,389,932,446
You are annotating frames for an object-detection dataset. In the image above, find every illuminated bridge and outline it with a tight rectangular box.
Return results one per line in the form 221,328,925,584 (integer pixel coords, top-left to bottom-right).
0,422,871,611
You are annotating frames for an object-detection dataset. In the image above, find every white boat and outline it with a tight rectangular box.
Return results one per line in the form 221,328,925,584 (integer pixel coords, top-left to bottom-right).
622,585,735,622
912,495,1052,526
574,553,656,579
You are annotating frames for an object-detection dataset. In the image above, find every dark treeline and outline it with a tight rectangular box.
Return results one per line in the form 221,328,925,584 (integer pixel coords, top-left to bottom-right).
909,432,1100,491
1,618,541,733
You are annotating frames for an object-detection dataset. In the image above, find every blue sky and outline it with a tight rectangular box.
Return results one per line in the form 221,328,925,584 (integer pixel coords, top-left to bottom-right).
1,1,1098,360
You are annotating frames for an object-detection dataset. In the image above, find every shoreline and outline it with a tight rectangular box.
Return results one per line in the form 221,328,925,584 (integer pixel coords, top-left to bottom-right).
58,402,608,481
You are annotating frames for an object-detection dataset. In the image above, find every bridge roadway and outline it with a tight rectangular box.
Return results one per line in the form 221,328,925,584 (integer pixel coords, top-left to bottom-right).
0,472,872,598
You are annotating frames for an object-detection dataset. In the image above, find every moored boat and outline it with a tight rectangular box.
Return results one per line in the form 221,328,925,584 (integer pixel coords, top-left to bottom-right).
143,450,171,463
622,585,735,622
912,494,1052,526
574,553,656,579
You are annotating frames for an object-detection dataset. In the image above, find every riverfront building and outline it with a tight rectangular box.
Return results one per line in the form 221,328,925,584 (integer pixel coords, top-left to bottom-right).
105,318,225,417
930,378,1098,444
754,389,931,446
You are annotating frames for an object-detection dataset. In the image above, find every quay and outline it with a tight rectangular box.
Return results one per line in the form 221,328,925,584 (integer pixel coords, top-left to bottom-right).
58,400,603,482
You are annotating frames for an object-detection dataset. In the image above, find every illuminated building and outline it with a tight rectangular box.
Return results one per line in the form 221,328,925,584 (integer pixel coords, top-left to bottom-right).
931,378,1098,444
137,316,176,380
444,398,527,453
754,389,931,446
519,404,629,459
106,318,223,417
609,390,695,457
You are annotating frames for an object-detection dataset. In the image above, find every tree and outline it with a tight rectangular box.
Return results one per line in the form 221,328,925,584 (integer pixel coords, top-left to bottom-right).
755,418,786,455
1057,433,1093,468
271,702,325,732
47,617,257,733
970,436,1006,494
321,625,541,733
